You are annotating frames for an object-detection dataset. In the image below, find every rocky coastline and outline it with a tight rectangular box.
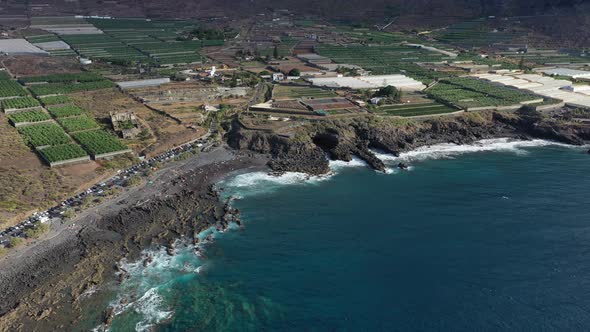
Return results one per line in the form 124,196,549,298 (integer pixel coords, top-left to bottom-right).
227,110,590,175
1,109,589,331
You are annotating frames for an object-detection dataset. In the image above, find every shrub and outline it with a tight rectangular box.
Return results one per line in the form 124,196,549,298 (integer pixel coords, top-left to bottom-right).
24,223,49,239
9,237,23,248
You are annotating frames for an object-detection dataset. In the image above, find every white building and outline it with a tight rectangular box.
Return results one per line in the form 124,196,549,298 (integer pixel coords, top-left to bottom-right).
272,73,285,82
540,68,590,80
308,74,426,92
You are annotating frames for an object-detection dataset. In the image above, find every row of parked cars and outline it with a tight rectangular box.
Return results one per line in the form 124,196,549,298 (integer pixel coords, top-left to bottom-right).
0,139,208,248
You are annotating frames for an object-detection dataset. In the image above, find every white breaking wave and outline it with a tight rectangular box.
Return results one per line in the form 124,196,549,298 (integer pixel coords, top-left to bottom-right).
219,157,373,199
134,287,173,332
328,156,367,170
372,138,576,164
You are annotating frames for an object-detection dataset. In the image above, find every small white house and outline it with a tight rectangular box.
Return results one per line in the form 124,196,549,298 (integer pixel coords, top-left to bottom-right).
272,73,285,81
80,58,92,65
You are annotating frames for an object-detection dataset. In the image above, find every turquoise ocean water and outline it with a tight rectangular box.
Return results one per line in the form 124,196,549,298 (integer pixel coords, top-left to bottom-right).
89,139,590,331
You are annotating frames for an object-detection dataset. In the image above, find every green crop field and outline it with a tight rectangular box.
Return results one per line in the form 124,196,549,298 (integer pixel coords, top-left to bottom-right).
273,86,337,99
47,105,85,118
28,80,115,96
8,110,51,124
38,143,88,163
25,34,61,43
40,95,72,106
56,18,228,65
316,45,451,84
426,77,541,109
2,97,41,110
18,123,72,147
20,72,105,84
374,102,459,117
58,115,100,132
0,80,28,98
434,18,515,47
0,71,11,80
73,130,129,156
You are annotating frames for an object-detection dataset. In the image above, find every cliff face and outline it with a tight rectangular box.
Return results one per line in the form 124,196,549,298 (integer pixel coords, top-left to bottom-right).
227,111,590,174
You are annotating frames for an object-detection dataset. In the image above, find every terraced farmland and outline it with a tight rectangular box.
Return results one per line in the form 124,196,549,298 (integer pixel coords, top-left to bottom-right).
56,18,224,65
73,130,129,156
40,95,72,106
8,109,51,125
0,71,12,80
38,143,88,163
58,115,100,132
47,105,85,118
426,77,542,109
0,80,28,98
374,102,459,117
20,72,105,84
60,34,150,63
435,18,516,47
18,123,72,147
2,97,41,111
273,85,336,99
28,80,115,97
317,45,451,84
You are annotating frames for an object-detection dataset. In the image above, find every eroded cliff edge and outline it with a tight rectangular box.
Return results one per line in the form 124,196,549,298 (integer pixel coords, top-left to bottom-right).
227,110,590,174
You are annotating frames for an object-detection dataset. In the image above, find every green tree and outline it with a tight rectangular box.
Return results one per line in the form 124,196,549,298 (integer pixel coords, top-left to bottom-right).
288,68,301,77
273,46,279,59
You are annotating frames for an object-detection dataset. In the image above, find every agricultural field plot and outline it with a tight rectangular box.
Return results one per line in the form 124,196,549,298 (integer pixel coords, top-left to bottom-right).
47,105,85,118
0,71,11,80
0,80,28,98
63,18,226,65
317,45,452,84
40,95,72,106
273,85,337,100
2,97,41,111
25,34,61,44
18,123,72,147
57,115,100,132
60,34,150,63
259,38,299,58
374,102,459,117
37,143,88,163
8,109,51,125
72,130,129,156
28,80,115,96
48,49,78,56
19,72,105,84
503,53,590,66
426,77,542,109
341,30,416,45
434,18,516,47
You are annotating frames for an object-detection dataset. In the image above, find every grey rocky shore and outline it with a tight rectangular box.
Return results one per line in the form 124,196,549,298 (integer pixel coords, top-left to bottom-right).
228,109,590,175
1,109,589,331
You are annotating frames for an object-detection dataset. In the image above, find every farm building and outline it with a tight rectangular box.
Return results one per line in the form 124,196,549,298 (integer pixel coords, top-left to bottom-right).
0,39,48,55
308,74,426,91
539,68,590,80
110,111,141,139
118,78,171,90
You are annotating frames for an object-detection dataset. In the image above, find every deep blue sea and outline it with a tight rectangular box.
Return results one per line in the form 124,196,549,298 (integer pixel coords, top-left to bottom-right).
94,139,590,332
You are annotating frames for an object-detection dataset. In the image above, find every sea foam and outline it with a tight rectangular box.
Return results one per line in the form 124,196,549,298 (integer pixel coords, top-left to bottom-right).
373,138,577,164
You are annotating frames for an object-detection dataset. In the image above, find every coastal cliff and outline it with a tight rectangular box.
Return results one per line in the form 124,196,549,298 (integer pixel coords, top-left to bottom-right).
1,109,589,331
227,110,590,174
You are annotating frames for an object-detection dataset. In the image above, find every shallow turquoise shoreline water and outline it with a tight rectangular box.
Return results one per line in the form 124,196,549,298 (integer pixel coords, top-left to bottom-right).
91,140,590,331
